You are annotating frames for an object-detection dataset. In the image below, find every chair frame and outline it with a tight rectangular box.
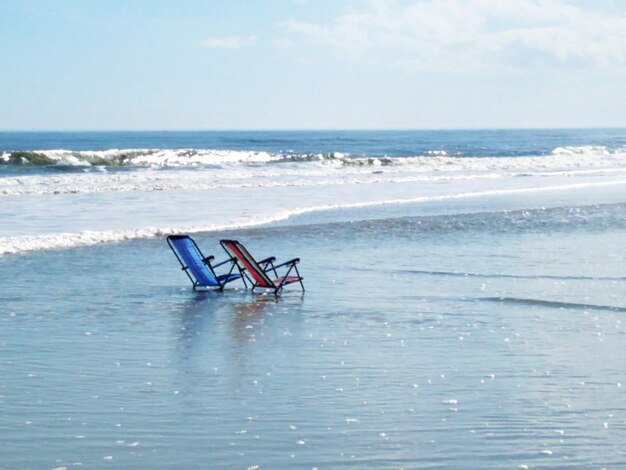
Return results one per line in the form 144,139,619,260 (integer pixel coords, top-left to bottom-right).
167,235,247,291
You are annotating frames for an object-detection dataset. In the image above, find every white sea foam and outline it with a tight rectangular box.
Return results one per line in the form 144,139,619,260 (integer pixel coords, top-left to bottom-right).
551,145,612,156
2,144,625,255
0,169,510,196
1,145,624,169
1,179,624,255
1,147,625,196
2,148,316,167
129,149,280,166
4,167,625,197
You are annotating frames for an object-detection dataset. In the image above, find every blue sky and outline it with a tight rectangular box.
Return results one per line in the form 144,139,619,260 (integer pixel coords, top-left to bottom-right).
1,0,625,130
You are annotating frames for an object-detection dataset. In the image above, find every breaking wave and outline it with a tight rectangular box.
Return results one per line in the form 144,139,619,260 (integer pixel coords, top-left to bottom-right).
1,144,624,170
1,145,625,197
0,149,388,168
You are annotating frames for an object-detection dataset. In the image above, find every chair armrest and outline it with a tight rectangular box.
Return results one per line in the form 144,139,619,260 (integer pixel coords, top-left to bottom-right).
212,256,236,268
202,255,215,264
270,258,300,270
258,256,276,265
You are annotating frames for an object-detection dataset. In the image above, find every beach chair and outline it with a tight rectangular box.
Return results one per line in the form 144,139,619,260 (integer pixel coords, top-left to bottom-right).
220,239,304,295
167,235,246,290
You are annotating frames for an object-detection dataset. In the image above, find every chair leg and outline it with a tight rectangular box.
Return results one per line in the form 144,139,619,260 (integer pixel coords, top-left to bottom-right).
234,262,248,288
221,261,237,292
294,265,305,292
270,261,279,279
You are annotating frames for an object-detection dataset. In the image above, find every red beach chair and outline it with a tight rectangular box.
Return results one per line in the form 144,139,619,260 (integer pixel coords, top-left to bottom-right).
220,239,304,296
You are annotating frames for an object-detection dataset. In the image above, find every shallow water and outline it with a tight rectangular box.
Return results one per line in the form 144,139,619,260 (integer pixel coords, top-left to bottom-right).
1,201,625,469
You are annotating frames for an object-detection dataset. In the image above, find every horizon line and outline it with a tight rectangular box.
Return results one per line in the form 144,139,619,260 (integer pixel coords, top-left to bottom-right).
1,126,626,133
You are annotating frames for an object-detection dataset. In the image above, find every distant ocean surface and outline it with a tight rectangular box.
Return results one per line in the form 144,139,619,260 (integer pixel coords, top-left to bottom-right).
2,128,626,156
1,129,626,468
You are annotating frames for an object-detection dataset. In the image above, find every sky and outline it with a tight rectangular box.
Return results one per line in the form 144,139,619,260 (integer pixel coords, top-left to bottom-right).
1,0,626,130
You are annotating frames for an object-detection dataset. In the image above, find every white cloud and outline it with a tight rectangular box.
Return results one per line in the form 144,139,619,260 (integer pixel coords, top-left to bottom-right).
279,0,626,71
201,35,257,50
274,36,296,49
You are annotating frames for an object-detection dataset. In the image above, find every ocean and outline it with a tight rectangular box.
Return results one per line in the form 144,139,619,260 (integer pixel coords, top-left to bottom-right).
1,129,625,468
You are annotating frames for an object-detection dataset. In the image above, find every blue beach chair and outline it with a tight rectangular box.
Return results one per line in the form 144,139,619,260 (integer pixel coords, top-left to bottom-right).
167,235,246,290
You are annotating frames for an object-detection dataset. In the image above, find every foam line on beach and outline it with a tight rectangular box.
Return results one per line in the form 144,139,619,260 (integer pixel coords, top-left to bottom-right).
393,269,626,281
482,297,626,312
1,178,625,255
0,169,506,197
3,166,626,197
